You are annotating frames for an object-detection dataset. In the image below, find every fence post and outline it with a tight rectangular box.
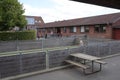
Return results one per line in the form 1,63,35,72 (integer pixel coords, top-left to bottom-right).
46,50,49,69
67,47,70,55
19,52,23,74
97,41,100,57
83,39,88,54
42,39,43,51
109,41,112,55
41,38,45,51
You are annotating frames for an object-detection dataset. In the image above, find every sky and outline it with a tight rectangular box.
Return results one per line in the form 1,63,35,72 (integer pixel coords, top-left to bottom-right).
18,0,120,23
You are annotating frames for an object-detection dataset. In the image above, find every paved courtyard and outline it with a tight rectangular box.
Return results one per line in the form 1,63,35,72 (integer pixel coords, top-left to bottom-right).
18,55,120,80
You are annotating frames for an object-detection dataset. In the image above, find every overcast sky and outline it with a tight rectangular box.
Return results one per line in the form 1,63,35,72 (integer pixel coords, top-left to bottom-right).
18,0,120,23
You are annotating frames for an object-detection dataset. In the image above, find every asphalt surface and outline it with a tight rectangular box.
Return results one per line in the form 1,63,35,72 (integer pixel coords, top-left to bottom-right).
19,55,120,80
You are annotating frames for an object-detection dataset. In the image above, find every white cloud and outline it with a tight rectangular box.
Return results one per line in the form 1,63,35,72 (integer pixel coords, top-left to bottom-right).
22,0,120,23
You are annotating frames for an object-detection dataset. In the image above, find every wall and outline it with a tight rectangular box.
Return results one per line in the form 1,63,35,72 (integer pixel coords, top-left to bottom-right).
112,19,120,40
88,25,112,39
60,25,113,39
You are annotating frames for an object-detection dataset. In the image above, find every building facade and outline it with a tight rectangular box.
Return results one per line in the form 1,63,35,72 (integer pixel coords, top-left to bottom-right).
25,16,44,30
38,13,120,40
25,16,44,38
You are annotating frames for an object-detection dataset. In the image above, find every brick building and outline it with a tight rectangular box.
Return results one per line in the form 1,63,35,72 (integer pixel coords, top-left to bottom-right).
38,13,120,40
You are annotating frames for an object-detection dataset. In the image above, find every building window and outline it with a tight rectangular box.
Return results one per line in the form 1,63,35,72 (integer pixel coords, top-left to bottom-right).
80,26,89,33
63,27,67,33
94,25,106,33
26,17,35,24
70,27,76,33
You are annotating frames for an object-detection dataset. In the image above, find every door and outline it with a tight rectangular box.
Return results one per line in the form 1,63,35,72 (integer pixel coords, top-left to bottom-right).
113,28,120,40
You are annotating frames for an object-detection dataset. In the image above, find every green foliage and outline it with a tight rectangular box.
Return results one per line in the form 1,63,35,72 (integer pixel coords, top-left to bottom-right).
0,30,36,41
0,0,27,31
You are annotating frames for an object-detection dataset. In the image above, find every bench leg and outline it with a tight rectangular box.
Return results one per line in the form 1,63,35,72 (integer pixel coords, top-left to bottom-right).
83,61,102,75
94,63,102,72
83,69,97,75
83,62,103,75
83,59,86,64
83,69,86,74
91,63,102,73
91,61,103,72
92,61,94,72
100,63,102,71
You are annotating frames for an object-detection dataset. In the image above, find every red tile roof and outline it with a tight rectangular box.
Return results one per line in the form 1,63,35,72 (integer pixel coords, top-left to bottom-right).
40,12,120,28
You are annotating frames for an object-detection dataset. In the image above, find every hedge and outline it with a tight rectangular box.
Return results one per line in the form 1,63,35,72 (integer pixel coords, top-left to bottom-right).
0,30,36,41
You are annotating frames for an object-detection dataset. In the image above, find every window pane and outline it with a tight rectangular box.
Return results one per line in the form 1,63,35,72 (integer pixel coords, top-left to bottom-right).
26,17,35,24
70,27,76,33
70,27,73,33
102,26,106,32
73,27,77,32
94,25,100,32
80,26,89,33
94,25,106,33
63,27,66,33
81,26,85,32
85,27,89,32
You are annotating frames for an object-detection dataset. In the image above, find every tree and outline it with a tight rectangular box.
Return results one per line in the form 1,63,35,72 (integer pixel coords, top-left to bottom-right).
0,0,27,31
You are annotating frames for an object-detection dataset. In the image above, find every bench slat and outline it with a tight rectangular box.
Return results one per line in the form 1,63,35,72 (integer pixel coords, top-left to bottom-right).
94,60,107,64
65,60,90,69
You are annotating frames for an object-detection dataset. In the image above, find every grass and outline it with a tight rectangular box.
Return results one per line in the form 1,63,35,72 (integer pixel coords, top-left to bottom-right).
0,45,79,57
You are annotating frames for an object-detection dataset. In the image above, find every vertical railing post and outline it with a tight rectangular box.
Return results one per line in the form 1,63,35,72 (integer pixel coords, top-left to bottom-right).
42,38,43,51
109,41,111,55
16,32,23,74
19,52,23,74
83,34,88,54
67,47,70,55
46,50,49,69
97,41,100,56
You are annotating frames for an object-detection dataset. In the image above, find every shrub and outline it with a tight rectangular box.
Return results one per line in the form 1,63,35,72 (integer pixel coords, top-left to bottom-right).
0,30,36,41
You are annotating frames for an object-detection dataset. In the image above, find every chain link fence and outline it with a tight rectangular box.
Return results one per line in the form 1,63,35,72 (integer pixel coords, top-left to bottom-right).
0,36,120,79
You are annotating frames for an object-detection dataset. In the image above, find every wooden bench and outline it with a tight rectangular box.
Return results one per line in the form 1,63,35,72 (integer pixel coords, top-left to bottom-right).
65,53,107,74
65,60,90,69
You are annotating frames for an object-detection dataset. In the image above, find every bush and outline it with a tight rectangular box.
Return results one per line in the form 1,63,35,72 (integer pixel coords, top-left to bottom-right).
0,30,36,41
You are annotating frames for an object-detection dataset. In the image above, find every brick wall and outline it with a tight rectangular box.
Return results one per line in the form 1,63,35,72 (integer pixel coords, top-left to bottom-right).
60,25,113,39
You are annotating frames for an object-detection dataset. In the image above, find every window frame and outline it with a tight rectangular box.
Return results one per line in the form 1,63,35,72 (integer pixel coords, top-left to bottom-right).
63,27,67,33
94,24,106,33
80,26,89,33
69,27,77,33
